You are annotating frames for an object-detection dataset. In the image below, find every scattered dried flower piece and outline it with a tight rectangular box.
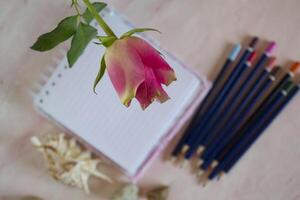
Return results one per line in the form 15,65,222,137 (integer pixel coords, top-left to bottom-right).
147,186,170,200
3,196,43,200
111,184,139,200
31,133,112,193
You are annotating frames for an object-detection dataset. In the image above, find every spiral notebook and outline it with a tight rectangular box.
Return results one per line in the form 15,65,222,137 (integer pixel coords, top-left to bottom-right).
33,8,208,179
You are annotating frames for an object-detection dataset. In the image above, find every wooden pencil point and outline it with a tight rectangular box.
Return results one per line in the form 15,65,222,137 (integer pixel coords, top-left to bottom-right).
179,159,188,168
190,156,201,173
199,161,219,184
198,172,209,186
211,160,219,168
217,171,225,181
196,146,205,157
202,177,208,187
173,145,190,166
197,169,204,177
182,145,189,154
197,159,203,167
174,156,183,166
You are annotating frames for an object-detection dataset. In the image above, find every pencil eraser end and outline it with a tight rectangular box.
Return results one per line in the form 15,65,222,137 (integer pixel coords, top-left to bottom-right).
266,41,276,54
290,62,300,73
229,44,242,61
247,51,257,62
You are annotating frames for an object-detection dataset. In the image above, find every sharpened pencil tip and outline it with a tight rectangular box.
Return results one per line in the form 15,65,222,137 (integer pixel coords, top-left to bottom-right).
212,160,219,168
199,161,218,184
197,169,204,177
180,145,189,156
198,173,209,186
174,156,183,166
196,146,205,157
180,159,188,168
217,171,225,181
173,145,190,167
197,159,203,168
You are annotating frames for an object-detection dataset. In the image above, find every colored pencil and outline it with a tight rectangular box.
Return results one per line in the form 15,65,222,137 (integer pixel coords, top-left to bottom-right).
171,44,242,160
195,42,276,162
169,37,300,185
199,80,297,183
201,62,300,170
199,62,299,175
199,58,279,170
199,61,299,179
209,81,299,180
182,37,259,160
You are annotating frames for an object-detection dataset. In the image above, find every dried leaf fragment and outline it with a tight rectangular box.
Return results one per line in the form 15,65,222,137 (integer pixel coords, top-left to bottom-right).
111,184,139,200
147,186,169,200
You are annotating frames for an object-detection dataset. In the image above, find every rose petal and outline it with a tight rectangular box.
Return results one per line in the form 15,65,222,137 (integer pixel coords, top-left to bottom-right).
105,39,145,106
135,82,150,110
136,67,170,110
126,36,177,86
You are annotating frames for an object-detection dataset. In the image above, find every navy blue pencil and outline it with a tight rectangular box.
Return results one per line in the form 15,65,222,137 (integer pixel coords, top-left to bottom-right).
200,62,300,170
200,64,280,170
186,51,257,159
171,44,241,160
209,81,299,180
194,43,276,162
183,38,259,160
247,62,300,115
198,80,297,183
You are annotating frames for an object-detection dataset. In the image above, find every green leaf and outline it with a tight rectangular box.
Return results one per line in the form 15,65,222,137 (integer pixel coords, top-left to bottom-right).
82,2,107,24
120,28,161,39
97,35,117,47
67,23,97,67
93,55,106,93
31,16,78,51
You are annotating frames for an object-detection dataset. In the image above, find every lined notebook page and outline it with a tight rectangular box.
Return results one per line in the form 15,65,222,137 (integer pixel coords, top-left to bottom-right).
34,8,205,176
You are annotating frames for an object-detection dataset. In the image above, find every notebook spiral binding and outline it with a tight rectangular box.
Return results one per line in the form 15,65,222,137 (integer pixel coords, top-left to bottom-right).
29,48,68,103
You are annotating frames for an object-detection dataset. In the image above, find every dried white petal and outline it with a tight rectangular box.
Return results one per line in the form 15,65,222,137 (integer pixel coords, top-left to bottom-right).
111,184,139,200
31,133,112,193
30,136,42,148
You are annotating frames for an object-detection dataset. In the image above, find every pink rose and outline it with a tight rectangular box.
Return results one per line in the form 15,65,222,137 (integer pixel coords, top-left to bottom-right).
104,36,176,109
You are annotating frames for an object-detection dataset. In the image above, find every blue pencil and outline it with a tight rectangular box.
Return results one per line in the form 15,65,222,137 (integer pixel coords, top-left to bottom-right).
199,61,279,170
195,43,276,163
198,80,297,183
209,81,299,180
171,44,241,160
183,38,259,160
200,62,300,171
